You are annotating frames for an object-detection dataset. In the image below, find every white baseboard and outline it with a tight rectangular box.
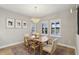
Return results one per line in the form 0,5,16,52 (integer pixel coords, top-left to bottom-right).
57,43,77,54
57,43,76,49
0,41,24,49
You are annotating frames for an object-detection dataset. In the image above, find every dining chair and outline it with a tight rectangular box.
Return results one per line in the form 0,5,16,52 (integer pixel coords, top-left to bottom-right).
39,36,49,54
29,40,40,54
24,34,31,53
35,32,40,39
24,34,30,47
41,36,48,46
42,39,57,55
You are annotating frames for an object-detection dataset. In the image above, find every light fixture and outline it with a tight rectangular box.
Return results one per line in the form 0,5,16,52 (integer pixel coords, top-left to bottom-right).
31,6,40,24
31,17,40,24
70,7,77,14
70,9,73,13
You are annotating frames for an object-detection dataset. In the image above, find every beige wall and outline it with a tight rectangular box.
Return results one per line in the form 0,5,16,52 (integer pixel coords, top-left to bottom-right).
0,7,33,47
37,9,77,47
76,35,79,54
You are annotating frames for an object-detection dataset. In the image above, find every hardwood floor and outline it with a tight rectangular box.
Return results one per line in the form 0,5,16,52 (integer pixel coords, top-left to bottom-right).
0,43,75,55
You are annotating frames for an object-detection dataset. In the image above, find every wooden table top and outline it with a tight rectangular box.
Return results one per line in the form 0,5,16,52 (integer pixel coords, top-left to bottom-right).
27,37,49,43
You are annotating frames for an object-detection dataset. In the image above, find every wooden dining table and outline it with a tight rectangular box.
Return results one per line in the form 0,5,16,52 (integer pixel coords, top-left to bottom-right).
27,37,49,54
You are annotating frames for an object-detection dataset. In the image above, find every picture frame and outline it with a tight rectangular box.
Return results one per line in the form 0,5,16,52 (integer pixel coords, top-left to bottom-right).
7,18,14,28
22,20,27,29
15,20,21,28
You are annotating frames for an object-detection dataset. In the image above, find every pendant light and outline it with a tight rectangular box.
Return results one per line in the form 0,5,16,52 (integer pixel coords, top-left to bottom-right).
31,6,40,24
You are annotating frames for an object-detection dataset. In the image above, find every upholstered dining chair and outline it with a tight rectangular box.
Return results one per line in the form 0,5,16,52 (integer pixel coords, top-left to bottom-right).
41,36,48,46
29,40,40,54
35,32,40,39
42,39,57,55
24,34,29,47
39,36,49,54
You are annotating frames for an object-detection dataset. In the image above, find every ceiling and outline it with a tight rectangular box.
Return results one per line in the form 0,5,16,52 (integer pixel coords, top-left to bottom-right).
0,4,76,17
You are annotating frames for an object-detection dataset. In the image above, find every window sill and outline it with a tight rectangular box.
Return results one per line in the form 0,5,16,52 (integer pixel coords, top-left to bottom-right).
41,34,48,36
50,35,62,38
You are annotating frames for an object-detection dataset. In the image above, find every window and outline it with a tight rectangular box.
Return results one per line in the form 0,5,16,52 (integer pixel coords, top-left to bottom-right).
31,24,36,34
41,22,48,35
51,20,61,37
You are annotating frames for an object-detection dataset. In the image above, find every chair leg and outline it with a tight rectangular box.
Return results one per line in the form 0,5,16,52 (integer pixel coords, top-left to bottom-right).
33,48,36,55
40,49,42,55
40,43,43,55
27,47,30,53
50,53,52,55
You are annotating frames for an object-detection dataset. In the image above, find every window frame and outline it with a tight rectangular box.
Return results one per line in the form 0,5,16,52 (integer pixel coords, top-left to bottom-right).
41,21,48,35
50,19,61,37
31,24,36,34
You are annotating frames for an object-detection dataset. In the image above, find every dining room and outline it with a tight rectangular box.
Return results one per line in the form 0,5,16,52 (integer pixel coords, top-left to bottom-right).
0,4,77,55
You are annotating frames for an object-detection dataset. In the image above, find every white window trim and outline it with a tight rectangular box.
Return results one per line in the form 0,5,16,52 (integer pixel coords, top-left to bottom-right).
41,21,48,35
31,24,36,34
41,34,48,36
50,19,61,38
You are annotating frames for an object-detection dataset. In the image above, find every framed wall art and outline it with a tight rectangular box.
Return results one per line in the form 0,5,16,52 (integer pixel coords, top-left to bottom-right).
7,18,14,28
15,20,21,28
22,20,27,29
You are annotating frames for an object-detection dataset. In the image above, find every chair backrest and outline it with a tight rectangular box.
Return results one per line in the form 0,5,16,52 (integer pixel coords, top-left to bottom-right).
31,35,35,39
35,32,40,36
41,36,48,41
51,39,57,54
46,38,57,54
24,34,30,43
48,39,53,44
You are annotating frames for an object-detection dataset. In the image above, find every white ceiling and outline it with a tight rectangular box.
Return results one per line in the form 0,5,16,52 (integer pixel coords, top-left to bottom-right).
0,4,76,17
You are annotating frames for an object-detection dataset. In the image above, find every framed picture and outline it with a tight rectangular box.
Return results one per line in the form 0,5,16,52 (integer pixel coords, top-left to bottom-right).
22,20,27,28
15,20,21,28
7,18,14,28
